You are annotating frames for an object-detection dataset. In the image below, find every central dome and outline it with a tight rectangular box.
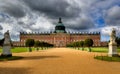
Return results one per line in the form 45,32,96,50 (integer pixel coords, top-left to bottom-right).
54,18,66,33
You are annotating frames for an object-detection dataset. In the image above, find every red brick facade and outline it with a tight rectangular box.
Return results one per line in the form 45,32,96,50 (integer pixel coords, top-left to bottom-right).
13,32,101,47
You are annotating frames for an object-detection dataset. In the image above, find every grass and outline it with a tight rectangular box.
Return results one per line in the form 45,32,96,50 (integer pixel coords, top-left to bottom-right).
12,47,36,53
0,56,23,61
0,47,47,53
91,47,108,53
0,47,35,53
75,47,120,53
92,47,120,53
94,56,120,62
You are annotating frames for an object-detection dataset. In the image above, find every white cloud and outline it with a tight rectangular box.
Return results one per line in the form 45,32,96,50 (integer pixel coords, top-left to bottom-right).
0,0,120,41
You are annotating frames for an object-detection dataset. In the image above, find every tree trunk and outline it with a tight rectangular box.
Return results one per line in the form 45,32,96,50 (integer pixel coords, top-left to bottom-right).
88,47,91,52
81,47,84,51
36,47,39,51
28,47,32,52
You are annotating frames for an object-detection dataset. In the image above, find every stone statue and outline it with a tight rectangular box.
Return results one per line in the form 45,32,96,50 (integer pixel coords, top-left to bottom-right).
4,30,11,44
108,28,118,57
1,30,12,57
109,28,116,45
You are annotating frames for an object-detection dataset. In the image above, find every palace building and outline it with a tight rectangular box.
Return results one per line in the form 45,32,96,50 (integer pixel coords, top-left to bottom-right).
13,18,101,47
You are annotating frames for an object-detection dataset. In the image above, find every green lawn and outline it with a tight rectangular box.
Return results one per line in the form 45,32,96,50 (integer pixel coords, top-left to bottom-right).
94,56,120,62
91,47,108,52
12,47,36,53
0,47,45,53
91,47,120,53
75,47,120,53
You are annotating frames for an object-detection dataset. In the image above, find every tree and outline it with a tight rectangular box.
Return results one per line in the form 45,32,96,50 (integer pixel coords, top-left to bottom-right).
116,37,120,47
35,41,54,50
73,42,79,49
0,38,4,46
84,39,93,52
76,42,80,48
25,39,35,52
66,43,73,47
34,41,40,51
38,42,44,50
79,41,84,50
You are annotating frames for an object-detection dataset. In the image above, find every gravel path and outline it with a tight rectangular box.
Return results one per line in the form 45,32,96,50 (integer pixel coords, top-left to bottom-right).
0,48,120,74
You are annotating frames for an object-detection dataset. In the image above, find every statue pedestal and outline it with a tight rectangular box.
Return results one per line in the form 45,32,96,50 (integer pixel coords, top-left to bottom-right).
1,45,12,57
108,43,118,57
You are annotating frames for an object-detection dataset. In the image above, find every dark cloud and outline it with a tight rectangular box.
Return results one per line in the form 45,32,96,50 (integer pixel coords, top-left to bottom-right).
23,0,80,19
65,18,94,30
105,5,120,25
0,0,26,18
2,5,25,18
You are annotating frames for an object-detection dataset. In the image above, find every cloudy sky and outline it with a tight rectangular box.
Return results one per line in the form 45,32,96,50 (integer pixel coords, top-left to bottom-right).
0,0,120,41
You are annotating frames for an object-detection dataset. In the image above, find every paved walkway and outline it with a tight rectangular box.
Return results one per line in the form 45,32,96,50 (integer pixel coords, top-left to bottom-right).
0,48,120,74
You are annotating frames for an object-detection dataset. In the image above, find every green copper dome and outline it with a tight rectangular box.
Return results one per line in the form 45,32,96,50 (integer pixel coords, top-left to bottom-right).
54,18,66,33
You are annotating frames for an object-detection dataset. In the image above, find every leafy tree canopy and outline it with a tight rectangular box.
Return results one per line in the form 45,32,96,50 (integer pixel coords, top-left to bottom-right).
84,39,93,47
25,39,35,47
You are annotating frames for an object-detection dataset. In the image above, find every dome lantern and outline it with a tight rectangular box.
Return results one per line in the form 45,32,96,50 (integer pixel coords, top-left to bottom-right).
54,18,66,33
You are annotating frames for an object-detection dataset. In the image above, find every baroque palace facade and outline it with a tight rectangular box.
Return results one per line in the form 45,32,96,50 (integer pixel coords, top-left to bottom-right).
13,18,101,47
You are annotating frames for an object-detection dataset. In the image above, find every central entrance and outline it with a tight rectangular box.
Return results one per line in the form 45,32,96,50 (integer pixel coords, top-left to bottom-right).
58,41,64,47
54,33,67,47
55,40,65,47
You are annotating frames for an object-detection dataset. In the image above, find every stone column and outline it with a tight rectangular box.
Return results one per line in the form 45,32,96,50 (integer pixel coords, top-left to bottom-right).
1,30,12,57
108,28,118,57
